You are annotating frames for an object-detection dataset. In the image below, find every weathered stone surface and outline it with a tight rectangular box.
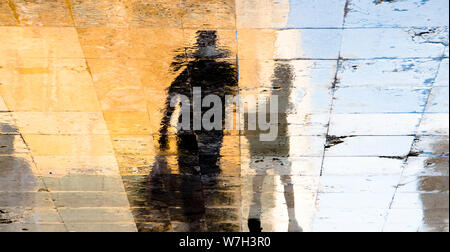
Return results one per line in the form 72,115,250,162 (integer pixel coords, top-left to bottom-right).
0,0,448,233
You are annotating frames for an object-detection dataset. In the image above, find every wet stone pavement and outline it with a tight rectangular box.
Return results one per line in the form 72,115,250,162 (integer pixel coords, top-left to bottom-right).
0,0,449,232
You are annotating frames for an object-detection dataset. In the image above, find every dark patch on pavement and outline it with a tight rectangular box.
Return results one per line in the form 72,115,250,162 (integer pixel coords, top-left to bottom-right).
373,0,395,5
379,156,405,160
325,135,350,149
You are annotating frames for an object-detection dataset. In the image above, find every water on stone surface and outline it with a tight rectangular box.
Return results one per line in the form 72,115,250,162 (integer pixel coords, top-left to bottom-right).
0,0,448,232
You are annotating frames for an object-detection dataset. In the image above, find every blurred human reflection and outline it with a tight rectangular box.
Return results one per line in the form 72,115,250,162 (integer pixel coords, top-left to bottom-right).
246,64,303,232
148,31,238,231
0,123,37,225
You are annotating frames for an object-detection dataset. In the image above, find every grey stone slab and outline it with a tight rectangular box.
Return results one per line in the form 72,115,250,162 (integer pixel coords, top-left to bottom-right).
391,192,449,209
0,192,53,208
317,192,393,209
50,192,131,208
319,176,400,193
324,136,414,157
402,157,449,177
275,29,343,59
0,135,29,154
329,113,421,136
333,87,429,113
425,87,449,113
397,176,449,193
345,0,449,28
322,157,405,176
434,58,449,87
66,223,137,232
42,175,126,192
58,207,136,223
286,0,347,28
0,207,62,224
341,28,448,59
337,59,441,88
0,223,67,232
418,113,449,135
411,136,449,156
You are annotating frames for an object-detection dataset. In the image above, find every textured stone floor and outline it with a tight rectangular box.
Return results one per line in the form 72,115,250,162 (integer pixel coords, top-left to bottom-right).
0,0,448,232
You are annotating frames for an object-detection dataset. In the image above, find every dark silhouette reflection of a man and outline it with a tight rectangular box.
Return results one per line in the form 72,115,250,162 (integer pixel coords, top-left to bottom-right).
149,31,238,231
